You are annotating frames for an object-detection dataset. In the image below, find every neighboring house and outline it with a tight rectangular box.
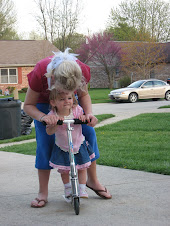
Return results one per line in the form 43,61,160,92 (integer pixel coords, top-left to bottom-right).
1,40,169,92
0,40,59,94
89,42,170,88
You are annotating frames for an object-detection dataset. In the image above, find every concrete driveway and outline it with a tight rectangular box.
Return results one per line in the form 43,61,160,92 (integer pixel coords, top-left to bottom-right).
93,100,170,127
0,151,170,226
0,100,170,225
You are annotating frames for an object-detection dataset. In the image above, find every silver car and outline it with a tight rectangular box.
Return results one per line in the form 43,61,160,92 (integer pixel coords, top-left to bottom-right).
108,79,170,103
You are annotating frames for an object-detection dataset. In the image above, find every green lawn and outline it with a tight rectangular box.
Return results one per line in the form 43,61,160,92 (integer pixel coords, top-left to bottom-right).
0,89,113,104
0,114,114,144
1,113,170,175
96,113,170,175
88,88,113,103
1,89,170,175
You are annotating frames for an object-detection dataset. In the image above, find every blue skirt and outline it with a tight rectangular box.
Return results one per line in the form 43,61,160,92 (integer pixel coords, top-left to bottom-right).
35,103,100,169
49,140,95,173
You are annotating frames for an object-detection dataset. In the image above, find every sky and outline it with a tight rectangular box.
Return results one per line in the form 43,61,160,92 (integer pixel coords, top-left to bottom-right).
13,0,122,38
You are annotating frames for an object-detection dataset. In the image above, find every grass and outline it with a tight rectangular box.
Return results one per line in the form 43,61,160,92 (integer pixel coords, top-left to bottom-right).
1,89,170,175
1,113,170,175
0,93,26,102
0,128,36,144
0,89,113,104
88,88,113,104
0,114,114,144
159,105,170,109
95,113,170,175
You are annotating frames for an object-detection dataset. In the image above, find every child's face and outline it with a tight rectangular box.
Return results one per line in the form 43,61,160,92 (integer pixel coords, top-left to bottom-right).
51,92,74,113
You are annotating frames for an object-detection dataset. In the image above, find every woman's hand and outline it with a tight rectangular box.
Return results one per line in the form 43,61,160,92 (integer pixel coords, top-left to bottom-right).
85,113,98,127
78,114,87,123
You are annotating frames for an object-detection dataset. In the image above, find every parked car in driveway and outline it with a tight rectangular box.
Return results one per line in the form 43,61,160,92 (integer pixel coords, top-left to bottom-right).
108,79,170,103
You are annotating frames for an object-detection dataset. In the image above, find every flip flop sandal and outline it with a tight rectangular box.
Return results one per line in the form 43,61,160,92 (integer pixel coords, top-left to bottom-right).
31,198,48,208
86,184,112,199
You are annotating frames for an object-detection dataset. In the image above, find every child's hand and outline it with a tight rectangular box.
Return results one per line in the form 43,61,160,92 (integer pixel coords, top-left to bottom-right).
57,116,64,122
46,115,64,135
41,114,59,126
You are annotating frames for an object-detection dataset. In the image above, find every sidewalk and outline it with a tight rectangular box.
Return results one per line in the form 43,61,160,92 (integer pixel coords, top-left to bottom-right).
0,103,170,225
0,151,170,226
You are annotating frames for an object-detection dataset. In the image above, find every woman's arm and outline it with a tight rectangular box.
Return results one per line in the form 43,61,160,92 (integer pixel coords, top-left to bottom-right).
23,86,45,121
24,86,58,126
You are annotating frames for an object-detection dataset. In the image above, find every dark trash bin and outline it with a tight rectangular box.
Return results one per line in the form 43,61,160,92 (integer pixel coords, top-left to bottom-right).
0,97,21,140
167,78,170,85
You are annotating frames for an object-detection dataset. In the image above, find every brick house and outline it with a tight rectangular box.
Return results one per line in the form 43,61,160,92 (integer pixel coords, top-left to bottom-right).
89,42,170,88
1,40,169,92
0,40,59,94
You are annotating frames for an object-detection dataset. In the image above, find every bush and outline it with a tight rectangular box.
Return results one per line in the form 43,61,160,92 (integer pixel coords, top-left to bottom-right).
7,86,15,94
19,87,28,93
119,76,131,88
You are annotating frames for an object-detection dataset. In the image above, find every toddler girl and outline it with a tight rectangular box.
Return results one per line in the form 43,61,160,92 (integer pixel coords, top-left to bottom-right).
46,88,95,199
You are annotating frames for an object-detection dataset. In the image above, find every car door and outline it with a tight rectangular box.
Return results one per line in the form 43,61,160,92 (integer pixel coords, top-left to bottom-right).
138,81,154,99
152,81,166,98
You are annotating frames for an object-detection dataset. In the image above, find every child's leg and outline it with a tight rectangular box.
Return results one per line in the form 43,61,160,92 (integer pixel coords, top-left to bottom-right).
78,169,87,184
78,169,88,198
61,172,71,198
61,172,70,184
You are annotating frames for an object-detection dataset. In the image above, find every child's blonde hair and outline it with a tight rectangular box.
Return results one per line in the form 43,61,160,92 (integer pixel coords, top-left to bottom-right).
49,88,78,112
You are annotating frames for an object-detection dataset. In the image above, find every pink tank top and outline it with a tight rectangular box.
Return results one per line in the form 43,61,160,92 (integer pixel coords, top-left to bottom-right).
48,105,85,153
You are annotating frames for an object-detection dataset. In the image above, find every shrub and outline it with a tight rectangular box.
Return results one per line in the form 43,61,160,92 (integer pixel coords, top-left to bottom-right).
19,87,28,93
119,76,131,88
7,86,15,94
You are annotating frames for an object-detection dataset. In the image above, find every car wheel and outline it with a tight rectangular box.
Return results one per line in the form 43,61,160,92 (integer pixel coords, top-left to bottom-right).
165,91,170,101
128,93,138,103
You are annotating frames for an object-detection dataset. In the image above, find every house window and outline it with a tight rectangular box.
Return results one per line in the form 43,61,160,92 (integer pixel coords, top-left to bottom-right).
0,68,18,84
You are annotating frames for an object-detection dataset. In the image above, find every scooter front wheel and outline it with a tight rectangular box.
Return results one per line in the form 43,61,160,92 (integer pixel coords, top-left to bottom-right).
73,197,80,215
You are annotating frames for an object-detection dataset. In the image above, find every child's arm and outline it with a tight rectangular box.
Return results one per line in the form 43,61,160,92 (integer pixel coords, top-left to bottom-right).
45,112,63,135
46,124,58,135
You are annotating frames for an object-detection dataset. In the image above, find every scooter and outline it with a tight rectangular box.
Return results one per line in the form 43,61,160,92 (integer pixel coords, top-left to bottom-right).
43,119,88,215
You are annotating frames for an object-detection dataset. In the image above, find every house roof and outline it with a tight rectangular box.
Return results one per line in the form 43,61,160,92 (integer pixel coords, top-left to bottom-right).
0,40,59,67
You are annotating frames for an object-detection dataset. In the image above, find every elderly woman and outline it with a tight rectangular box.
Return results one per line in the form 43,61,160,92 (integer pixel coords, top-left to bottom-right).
24,48,111,208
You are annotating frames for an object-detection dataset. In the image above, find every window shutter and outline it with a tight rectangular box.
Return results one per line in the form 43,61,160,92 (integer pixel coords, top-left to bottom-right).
18,67,22,84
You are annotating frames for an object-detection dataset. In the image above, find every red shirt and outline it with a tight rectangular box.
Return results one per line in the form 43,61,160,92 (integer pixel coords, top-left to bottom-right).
27,56,91,103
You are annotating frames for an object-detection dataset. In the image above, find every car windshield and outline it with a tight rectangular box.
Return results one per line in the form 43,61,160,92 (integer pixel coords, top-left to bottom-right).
128,80,145,88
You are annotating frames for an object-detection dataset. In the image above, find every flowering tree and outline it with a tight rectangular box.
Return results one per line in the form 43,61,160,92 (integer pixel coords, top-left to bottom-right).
76,32,121,89
120,40,167,79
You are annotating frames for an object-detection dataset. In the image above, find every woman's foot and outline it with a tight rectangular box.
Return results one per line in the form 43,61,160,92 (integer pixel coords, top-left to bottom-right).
31,194,48,208
86,180,112,199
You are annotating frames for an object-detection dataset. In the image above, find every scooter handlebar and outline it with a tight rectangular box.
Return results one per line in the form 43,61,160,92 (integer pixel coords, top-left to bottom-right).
42,119,89,126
